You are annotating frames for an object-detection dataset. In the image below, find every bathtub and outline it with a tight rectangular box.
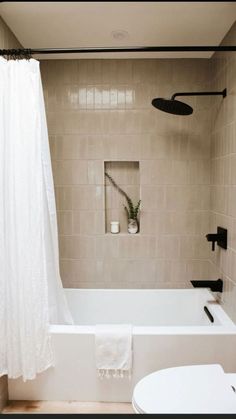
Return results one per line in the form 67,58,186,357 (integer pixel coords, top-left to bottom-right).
9,288,236,402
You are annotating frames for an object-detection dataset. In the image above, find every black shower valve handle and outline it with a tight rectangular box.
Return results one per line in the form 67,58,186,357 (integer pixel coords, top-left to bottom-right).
205,233,218,252
206,227,228,252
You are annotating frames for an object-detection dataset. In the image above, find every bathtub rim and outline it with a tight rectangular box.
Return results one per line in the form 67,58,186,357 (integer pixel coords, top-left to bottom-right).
50,324,236,336
60,287,236,332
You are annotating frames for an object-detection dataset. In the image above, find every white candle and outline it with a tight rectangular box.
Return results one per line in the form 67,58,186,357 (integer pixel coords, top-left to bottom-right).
110,221,120,234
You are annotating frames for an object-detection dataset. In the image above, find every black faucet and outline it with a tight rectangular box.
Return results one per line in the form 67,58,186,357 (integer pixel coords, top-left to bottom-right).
190,278,223,293
206,233,218,251
206,226,227,251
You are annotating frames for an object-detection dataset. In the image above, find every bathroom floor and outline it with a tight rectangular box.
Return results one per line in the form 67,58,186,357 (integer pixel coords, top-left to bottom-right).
3,401,134,414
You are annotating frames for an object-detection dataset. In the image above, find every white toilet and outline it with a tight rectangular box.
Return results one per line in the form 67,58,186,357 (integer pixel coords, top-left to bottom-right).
132,364,236,414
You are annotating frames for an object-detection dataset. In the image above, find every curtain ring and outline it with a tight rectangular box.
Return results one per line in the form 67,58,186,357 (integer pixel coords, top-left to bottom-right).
1,49,33,61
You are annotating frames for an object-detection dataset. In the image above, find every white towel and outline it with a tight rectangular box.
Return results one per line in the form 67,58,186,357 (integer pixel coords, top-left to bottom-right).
95,324,133,379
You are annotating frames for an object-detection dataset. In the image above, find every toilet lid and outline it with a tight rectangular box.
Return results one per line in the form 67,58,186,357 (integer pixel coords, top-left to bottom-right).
133,364,236,414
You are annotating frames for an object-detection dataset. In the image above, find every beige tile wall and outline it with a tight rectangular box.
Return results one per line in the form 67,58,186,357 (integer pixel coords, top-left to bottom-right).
41,58,213,289
210,22,236,322
0,16,21,49
0,16,21,410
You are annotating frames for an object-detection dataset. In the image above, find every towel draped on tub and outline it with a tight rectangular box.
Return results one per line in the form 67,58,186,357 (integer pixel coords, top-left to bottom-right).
94,324,133,379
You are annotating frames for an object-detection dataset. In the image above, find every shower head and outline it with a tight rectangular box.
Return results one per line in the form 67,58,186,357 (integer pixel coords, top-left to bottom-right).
151,97,193,115
151,88,227,115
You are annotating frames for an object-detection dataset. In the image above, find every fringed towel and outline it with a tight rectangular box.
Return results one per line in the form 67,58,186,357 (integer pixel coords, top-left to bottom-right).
95,324,133,379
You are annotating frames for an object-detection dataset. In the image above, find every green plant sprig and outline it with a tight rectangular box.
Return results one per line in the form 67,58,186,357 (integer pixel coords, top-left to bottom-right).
105,172,141,221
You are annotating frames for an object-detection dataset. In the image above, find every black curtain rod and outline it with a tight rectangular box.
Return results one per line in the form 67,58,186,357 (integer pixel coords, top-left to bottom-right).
0,45,236,55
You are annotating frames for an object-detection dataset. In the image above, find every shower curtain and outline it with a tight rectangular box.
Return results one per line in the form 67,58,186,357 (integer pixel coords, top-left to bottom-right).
0,58,73,381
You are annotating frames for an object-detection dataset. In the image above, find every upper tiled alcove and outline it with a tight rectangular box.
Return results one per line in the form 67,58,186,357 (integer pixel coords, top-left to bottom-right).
104,161,140,234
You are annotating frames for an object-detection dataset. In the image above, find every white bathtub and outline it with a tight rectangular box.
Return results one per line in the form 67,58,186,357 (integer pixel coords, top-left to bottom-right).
9,288,236,402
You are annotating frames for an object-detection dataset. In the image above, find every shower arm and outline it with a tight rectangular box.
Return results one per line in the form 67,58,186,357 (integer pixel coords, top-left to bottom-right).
171,89,227,100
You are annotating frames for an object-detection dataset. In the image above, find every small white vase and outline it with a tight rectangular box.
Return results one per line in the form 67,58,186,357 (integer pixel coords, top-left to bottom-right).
128,218,139,234
110,221,120,234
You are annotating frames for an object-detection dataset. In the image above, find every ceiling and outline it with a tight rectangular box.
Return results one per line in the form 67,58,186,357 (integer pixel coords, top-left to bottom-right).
0,1,236,59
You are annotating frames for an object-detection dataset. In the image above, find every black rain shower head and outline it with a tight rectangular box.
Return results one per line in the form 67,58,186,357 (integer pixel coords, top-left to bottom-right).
152,89,227,115
152,97,193,115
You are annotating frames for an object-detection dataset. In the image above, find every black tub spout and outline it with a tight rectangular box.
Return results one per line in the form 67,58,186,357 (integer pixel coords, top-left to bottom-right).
190,279,223,293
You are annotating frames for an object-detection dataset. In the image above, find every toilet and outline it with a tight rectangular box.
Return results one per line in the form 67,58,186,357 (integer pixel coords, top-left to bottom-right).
132,364,236,414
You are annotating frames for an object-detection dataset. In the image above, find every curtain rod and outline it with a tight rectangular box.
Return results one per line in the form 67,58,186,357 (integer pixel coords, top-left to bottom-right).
0,45,236,55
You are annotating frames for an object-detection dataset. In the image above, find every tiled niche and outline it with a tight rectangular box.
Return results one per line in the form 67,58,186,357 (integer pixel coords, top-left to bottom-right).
104,161,140,234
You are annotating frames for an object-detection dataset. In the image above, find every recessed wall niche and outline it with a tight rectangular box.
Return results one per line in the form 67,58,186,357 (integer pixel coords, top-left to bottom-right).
104,161,140,234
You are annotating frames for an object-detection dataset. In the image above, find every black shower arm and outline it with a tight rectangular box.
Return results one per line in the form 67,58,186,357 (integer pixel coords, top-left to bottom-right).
171,88,227,100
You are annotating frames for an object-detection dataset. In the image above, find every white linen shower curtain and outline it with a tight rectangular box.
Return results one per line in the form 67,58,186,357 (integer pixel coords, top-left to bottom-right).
0,58,73,381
